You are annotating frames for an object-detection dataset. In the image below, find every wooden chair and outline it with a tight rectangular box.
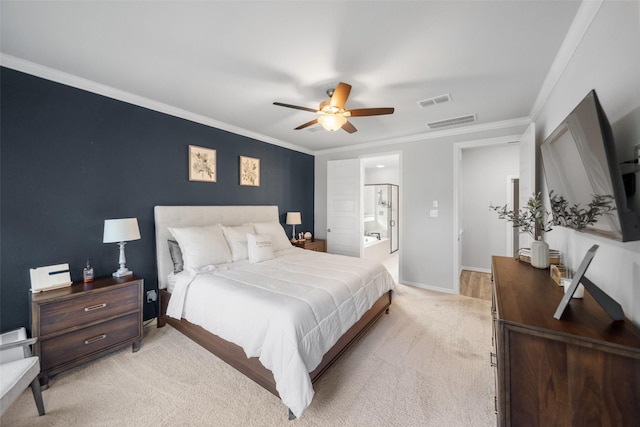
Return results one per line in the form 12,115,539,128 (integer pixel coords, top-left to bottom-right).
0,327,45,416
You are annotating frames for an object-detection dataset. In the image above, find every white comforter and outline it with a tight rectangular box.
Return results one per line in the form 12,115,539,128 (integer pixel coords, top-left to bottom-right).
166,247,395,417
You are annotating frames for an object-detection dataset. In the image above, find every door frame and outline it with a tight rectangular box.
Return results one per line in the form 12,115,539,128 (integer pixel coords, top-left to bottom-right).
359,151,402,277
452,135,526,294
506,175,519,257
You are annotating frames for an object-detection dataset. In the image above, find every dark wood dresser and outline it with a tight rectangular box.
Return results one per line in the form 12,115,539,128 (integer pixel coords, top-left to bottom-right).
31,275,143,386
491,256,640,426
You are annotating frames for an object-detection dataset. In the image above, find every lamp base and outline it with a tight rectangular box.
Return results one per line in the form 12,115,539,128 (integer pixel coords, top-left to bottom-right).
112,268,133,278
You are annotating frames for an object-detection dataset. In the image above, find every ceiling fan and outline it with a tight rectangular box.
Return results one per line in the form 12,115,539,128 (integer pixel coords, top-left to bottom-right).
273,82,394,133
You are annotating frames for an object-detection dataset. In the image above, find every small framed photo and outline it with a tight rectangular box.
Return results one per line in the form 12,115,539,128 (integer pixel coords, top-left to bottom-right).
240,156,260,186
189,145,217,182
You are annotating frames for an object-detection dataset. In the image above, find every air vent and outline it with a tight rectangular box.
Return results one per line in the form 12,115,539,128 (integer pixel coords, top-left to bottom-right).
417,93,451,108
426,114,477,129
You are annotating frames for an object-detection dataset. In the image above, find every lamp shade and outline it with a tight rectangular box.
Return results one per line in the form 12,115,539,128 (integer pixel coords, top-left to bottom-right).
103,218,141,243
286,212,302,225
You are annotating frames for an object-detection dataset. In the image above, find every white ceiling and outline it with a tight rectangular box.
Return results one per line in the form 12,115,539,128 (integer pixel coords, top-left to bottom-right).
0,1,583,154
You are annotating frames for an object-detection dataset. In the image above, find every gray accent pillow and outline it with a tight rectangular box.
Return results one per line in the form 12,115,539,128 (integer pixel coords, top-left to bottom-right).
168,239,184,273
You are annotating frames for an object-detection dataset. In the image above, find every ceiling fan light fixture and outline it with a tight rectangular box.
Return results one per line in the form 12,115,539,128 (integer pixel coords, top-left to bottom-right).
273,81,393,134
318,114,347,131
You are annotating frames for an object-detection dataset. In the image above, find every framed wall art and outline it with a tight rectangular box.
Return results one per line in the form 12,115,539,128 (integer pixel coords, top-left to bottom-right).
189,145,217,182
240,156,260,186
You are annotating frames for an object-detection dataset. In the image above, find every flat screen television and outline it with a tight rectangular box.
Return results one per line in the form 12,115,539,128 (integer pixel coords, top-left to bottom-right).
540,90,640,242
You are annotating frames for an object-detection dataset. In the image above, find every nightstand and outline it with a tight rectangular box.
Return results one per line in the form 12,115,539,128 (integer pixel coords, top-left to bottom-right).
31,275,143,386
294,238,326,252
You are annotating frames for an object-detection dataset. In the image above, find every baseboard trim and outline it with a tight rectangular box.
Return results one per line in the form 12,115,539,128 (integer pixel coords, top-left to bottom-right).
399,280,457,295
461,266,491,274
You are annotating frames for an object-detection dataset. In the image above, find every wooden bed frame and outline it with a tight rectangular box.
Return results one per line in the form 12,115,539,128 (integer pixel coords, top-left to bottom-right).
153,205,393,415
158,289,392,397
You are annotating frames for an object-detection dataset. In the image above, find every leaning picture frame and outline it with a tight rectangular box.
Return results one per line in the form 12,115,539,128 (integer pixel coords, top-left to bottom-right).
189,145,217,182
240,156,260,186
553,244,624,321
553,245,598,320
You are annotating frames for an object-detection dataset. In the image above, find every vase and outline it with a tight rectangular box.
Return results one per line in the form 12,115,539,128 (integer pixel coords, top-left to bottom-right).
530,238,549,269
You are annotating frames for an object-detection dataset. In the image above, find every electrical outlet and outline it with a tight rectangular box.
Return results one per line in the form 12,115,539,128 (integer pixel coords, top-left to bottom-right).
635,144,640,161
146,290,157,303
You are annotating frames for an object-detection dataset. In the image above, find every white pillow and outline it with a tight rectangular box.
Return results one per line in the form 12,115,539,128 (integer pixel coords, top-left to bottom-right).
251,221,292,251
247,234,274,263
221,224,255,262
168,224,232,269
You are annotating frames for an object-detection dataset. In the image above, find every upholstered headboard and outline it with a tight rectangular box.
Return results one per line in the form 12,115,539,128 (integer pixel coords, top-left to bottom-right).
154,205,279,289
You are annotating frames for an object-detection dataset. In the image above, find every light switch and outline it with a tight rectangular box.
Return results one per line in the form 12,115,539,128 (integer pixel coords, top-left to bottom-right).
430,209,438,217
433,200,438,208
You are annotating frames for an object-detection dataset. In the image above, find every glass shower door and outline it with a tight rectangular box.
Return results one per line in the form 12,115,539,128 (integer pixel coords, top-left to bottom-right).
364,183,399,255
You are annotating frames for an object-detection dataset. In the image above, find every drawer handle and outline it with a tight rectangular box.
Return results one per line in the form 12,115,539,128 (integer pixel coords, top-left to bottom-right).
84,334,107,345
490,352,497,368
84,303,107,312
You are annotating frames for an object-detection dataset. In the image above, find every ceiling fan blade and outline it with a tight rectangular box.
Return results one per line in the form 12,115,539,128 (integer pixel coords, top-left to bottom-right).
341,120,357,133
330,82,352,110
347,107,395,117
273,102,318,113
294,118,319,130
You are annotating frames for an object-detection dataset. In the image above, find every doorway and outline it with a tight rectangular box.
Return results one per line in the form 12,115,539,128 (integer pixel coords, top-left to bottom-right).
363,183,399,265
362,153,400,282
458,143,520,272
326,153,401,282
453,123,535,294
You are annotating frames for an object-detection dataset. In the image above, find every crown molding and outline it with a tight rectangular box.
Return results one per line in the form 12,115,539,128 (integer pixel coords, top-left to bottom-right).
454,134,523,150
314,117,532,155
529,0,603,121
0,54,315,156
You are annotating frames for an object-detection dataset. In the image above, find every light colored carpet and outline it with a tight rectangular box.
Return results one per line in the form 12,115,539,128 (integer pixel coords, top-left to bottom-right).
1,284,495,426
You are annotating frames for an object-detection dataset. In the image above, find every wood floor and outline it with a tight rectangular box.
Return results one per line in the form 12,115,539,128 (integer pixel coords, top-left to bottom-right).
459,270,492,301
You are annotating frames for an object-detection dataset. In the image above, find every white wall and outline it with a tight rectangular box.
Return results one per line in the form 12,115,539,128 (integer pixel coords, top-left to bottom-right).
315,126,526,293
536,1,640,326
365,166,399,185
461,144,520,271
316,140,455,291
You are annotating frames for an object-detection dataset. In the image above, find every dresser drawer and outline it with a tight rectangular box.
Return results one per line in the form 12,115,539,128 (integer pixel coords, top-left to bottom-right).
40,312,140,372
38,283,140,336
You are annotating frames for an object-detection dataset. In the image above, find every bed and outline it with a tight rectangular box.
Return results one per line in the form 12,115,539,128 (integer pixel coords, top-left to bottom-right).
154,205,395,418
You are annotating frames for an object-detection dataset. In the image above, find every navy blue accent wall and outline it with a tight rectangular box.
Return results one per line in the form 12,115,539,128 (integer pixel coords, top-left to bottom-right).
0,67,314,332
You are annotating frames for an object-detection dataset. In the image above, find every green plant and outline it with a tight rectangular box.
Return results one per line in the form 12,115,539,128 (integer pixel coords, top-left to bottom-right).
549,191,616,231
490,192,553,239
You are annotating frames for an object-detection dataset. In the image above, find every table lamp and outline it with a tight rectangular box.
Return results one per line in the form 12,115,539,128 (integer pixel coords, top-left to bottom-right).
103,218,141,277
286,212,302,242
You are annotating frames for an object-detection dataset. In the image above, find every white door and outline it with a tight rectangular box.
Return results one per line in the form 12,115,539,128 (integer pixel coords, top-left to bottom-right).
327,159,362,257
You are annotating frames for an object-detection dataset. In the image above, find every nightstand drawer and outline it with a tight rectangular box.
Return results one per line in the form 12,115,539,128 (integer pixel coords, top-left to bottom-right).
305,241,325,252
38,283,140,336
295,239,326,252
40,312,140,372
32,275,143,386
